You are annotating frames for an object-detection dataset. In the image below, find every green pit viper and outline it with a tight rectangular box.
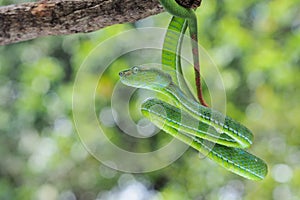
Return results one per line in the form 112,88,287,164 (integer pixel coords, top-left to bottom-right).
119,0,268,181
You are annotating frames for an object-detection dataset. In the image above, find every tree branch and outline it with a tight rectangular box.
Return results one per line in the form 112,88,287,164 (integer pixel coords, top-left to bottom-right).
0,0,200,45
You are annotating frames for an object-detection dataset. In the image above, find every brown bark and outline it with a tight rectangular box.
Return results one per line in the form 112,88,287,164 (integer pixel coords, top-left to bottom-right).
0,0,200,45
176,0,202,8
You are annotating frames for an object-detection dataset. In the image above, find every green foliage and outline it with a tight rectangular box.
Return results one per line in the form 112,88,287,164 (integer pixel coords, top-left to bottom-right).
1,0,300,199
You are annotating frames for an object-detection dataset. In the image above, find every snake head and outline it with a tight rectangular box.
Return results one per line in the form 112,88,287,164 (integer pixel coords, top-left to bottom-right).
119,66,173,90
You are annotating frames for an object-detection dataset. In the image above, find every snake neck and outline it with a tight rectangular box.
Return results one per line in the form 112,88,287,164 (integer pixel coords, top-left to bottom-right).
166,82,203,112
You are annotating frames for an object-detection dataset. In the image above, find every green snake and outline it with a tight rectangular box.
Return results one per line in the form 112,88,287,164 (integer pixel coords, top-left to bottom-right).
118,0,268,180
119,66,267,180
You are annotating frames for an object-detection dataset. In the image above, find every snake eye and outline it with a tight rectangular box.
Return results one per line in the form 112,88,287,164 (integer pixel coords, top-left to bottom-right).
132,66,139,74
119,71,124,77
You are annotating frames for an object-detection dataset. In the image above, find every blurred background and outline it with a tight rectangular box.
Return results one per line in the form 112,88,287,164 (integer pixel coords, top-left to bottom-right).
1,0,300,199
